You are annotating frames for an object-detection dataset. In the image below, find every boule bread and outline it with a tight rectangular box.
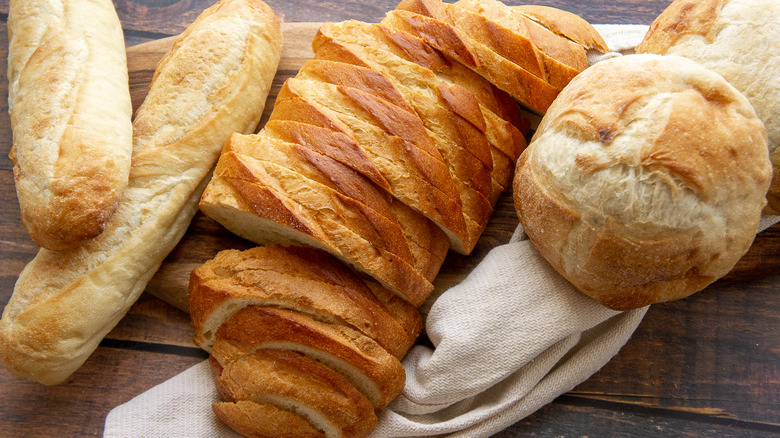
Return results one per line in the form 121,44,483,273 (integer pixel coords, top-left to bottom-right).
513,54,771,310
0,0,282,385
636,0,780,214
7,0,133,250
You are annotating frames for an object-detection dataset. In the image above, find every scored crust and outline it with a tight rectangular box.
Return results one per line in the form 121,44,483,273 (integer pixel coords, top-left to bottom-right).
189,244,423,359
636,0,780,214
513,54,771,310
7,0,133,250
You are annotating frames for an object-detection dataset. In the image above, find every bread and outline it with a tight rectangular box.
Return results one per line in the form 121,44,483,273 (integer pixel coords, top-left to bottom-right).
509,4,610,53
189,246,417,432
213,346,378,438
189,245,422,428
383,0,601,114
192,1,611,436
513,54,771,310
7,0,133,250
0,0,282,385
189,245,423,359
635,0,780,214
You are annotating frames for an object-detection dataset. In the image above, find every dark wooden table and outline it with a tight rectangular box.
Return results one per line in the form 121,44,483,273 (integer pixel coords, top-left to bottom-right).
1,0,779,436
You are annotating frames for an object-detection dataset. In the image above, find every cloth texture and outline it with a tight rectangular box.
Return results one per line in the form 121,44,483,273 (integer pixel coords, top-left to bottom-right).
103,24,779,437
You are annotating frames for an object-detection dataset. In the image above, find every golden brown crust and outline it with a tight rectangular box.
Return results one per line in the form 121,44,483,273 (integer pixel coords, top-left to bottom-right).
0,0,281,385
188,245,423,359
214,348,378,438
636,0,780,214
510,4,610,53
7,0,133,250
212,306,406,411
514,54,771,310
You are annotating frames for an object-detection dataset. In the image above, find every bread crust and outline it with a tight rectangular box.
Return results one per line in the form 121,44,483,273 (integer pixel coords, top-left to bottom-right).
214,347,378,438
188,246,423,360
514,54,771,310
0,0,282,384
211,306,406,411
636,0,780,214
509,4,610,53
202,149,436,306
7,0,133,250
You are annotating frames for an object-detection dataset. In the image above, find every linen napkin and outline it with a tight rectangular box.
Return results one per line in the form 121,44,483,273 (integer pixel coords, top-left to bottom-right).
104,24,779,437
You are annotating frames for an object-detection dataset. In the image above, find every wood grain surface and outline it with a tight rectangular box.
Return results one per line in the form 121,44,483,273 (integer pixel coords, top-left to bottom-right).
0,0,778,437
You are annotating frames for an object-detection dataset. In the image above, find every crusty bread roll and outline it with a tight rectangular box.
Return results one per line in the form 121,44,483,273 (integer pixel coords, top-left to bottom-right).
513,54,772,310
7,0,133,250
636,0,780,215
0,0,282,385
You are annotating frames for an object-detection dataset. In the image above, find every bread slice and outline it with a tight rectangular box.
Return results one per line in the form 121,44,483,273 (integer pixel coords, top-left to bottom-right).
189,246,423,359
201,147,435,306
214,347,378,437
212,400,325,438
212,306,406,410
454,0,588,71
272,78,470,253
244,132,446,280
264,122,450,279
510,4,610,53
380,9,559,114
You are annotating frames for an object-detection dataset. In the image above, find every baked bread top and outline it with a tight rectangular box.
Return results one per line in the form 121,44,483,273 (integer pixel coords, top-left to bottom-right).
7,0,133,250
636,0,780,214
513,54,771,310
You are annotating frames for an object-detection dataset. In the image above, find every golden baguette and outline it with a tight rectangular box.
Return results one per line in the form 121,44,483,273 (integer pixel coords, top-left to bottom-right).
0,0,282,385
191,2,611,437
7,0,132,250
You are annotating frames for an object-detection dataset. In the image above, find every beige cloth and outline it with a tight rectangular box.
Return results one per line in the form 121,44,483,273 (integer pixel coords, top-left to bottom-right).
103,22,780,436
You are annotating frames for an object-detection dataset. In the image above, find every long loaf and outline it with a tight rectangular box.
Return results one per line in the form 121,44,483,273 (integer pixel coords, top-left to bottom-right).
191,0,607,436
7,0,133,250
0,0,282,385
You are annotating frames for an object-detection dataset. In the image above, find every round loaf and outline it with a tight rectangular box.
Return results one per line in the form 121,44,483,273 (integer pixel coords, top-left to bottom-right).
513,54,771,310
636,0,780,214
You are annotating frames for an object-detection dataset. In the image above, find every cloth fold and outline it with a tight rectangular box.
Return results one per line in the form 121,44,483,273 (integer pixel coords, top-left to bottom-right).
103,23,780,437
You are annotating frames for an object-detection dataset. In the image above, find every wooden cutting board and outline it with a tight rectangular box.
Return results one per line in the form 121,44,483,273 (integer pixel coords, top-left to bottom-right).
127,22,780,313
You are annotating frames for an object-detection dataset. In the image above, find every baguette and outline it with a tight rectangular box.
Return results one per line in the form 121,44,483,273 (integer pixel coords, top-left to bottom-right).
192,1,611,436
7,0,132,250
203,145,435,306
509,4,610,52
0,0,282,384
